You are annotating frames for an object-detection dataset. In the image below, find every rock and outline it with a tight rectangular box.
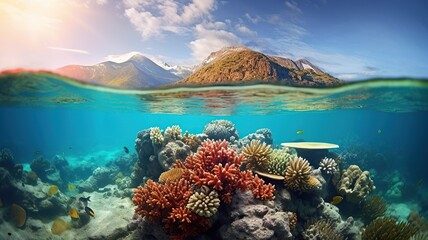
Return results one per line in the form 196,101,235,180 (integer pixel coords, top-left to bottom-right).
157,140,191,170
79,167,118,192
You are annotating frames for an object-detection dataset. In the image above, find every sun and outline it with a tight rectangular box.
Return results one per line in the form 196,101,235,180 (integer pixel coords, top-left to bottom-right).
0,0,64,41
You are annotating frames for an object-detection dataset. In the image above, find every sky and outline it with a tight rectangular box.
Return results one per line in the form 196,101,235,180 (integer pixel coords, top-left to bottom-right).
0,0,427,80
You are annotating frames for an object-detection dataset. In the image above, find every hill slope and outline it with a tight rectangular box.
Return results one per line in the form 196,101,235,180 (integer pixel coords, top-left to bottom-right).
177,48,342,87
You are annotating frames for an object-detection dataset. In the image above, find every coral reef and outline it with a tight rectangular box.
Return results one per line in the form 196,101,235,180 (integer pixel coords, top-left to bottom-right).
361,217,418,240
318,157,339,175
186,185,220,217
157,140,191,170
410,231,428,240
408,211,428,232
268,148,296,176
203,119,239,141
133,139,275,239
284,157,318,192
242,139,272,172
335,165,375,203
302,219,342,240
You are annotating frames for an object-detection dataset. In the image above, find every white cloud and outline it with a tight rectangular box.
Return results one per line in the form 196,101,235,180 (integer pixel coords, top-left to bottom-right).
285,1,302,14
46,46,89,54
189,23,240,61
123,0,216,40
245,13,261,24
105,51,142,63
96,0,108,5
235,23,257,36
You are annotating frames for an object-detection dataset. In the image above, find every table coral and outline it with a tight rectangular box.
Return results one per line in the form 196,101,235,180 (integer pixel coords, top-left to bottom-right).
335,165,375,203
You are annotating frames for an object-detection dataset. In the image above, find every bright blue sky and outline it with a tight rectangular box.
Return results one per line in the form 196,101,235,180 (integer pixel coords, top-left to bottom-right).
1,0,427,80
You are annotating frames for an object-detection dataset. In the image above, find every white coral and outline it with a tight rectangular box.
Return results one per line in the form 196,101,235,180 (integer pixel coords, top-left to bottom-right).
318,157,339,174
150,127,164,144
164,125,182,142
186,185,220,218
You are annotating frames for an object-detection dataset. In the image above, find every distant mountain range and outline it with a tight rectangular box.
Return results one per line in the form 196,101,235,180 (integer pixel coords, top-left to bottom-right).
56,54,180,89
56,46,342,89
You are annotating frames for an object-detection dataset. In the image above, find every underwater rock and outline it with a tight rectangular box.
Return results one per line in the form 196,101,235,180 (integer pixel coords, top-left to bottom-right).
240,128,273,146
30,156,51,182
335,217,363,240
79,167,118,192
219,190,293,240
130,215,169,240
107,153,137,174
157,140,191,170
203,119,239,141
0,148,15,172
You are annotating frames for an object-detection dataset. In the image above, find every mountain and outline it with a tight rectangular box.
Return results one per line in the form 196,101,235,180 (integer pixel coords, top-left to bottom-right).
160,62,193,78
177,47,342,87
56,54,180,89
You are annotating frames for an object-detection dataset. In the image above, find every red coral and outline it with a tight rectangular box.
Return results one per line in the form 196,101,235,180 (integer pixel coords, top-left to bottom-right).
181,139,275,204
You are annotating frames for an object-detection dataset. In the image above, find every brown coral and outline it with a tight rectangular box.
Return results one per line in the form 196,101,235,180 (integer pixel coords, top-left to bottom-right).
287,211,297,230
242,139,272,172
284,157,313,191
182,131,202,152
336,165,375,203
362,217,418,240
303,219,342,240
159,168,184,183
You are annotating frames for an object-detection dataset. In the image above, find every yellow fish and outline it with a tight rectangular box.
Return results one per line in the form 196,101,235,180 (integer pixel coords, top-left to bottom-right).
48,185,59,196
68,184,76,191
331,196,343,205
69,208,79,219
296,130,304,135
85,206,95,217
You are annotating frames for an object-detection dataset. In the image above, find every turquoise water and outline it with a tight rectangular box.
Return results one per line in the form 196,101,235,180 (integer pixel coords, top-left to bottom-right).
1,72,428,238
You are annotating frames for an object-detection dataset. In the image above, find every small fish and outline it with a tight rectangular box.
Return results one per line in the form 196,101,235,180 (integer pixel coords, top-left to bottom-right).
48,185,59,196
123,146,129,153
69,208,79,219
377,129,382,134
331,196,343,205
417,178,424,187
79,196,91,205
85,206,95,217
296,130,304,135
68,184,76,191
8,232,12,236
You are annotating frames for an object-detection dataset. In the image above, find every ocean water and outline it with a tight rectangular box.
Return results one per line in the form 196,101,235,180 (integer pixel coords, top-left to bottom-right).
1,72,428,239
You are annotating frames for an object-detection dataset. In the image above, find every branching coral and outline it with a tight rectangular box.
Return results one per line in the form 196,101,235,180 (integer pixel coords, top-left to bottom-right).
336,165,375,203
284,157,314,192
180,139,275,203
242,139,272,172
362,217,417,240
164,125,182,142
150,127,164,145
319,157,339,174
268,148,295,176
303,219,342,240
362,195,387,221
186,185,220,217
